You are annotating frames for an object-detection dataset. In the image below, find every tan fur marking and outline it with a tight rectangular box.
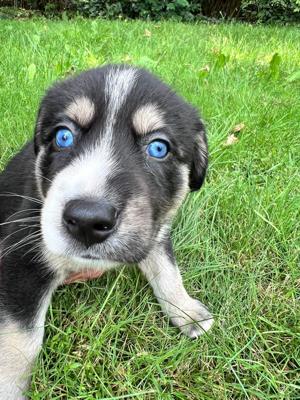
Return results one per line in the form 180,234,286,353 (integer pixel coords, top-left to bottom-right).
132,104,165,135
65,96,95,126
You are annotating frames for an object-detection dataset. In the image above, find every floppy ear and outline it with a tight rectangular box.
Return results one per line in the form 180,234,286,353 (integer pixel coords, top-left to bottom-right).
189,119,208,192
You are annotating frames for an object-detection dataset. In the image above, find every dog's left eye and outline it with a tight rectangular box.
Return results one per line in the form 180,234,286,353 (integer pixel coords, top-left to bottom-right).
55,128,74,148
147,140,169,159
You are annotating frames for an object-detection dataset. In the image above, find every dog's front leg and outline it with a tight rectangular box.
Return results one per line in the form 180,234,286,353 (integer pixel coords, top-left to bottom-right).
0,318,47,400
139,236,213,338
0,253,55,399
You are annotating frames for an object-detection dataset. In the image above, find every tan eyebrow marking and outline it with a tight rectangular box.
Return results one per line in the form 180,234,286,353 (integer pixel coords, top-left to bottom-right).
65,96,95,126
132,104,165,135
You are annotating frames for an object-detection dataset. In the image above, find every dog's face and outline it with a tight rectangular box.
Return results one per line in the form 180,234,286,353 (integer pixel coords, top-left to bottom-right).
34,65,207,272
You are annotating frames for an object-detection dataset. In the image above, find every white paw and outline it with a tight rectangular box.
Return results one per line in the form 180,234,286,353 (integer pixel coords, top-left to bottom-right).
170,298,213,339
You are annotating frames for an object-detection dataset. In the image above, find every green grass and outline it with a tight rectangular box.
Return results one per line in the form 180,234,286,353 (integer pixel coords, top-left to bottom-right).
0,18,300,399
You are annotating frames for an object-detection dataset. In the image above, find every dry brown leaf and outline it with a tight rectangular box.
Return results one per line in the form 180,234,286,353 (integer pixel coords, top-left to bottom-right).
224,134,239,147
144,29,152,37
232,123,245,133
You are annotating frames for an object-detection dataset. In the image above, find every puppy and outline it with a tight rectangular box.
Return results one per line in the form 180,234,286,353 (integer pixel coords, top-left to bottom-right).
0,64,213,399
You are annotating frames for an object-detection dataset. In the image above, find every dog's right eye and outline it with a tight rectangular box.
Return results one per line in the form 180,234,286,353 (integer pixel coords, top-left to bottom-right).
55,128,74,148
146,140,169,159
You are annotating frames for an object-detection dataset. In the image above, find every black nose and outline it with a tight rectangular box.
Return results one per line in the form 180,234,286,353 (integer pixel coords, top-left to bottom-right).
63,199,117,248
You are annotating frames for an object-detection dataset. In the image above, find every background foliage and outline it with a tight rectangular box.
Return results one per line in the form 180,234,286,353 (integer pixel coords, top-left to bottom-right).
241,0,300,23
1,0,300,22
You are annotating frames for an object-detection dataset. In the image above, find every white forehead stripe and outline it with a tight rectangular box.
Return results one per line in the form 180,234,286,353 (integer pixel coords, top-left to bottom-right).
65,96,95,126
132,104,165,135
105,67,137,131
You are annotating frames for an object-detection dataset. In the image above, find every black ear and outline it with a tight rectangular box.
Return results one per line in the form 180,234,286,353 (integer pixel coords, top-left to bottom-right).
189,119,208,191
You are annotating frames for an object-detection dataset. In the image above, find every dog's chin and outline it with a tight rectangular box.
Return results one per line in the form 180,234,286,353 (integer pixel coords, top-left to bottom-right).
71,254,120,269
43,248,121,276
43,243,148,275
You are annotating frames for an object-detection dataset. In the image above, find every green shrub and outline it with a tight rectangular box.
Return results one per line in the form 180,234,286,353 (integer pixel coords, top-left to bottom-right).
240,0,300,22
72,0,201,21
1,1,70,11
2,0,300,22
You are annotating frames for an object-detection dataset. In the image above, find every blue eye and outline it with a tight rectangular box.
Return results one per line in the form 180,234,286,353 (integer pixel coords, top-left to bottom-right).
55,128,74,148
147,140,169,159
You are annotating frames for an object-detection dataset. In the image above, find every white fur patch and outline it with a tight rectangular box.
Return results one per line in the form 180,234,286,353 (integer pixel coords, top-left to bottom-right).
35,147,46,200
42,250,120,282
0,323,39,399
104,66,137,134
132,104,165,135
41,140,118,263
162,165,189,224
65,96,95,126
173,165,189,210
0,291,52,399
139,246,213,338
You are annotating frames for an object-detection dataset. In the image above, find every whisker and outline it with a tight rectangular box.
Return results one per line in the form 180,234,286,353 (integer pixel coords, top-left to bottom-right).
0,216,40,227
1,231,42,258
23,241,43,259
2,231,42,253
35,172,53,184
1,225,40,244
30,250,45,264
2,239,42,259
0,192,42,204
6,208,40,221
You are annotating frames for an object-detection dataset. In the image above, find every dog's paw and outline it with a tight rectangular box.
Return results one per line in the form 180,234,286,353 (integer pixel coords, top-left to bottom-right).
170,298,213,339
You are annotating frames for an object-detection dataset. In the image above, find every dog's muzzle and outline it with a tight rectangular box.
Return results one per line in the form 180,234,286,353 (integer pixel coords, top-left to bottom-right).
63,199,118,248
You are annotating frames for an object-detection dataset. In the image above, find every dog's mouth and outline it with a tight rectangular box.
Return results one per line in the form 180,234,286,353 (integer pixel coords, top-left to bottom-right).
80,254,101,260
78,253,119,264
60,234,151,266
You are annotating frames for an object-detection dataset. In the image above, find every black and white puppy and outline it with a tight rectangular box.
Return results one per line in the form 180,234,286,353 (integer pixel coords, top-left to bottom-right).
0,64,213,399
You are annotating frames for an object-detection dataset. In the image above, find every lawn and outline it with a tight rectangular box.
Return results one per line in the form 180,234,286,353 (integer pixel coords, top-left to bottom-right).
0,17,299,399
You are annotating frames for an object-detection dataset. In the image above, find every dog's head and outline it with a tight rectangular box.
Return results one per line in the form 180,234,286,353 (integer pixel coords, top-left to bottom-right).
34,65,207,271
